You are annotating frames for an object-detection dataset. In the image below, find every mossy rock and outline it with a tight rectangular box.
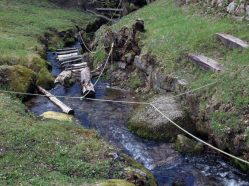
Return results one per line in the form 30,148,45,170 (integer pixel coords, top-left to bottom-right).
36,67,54,89
94,179,135,186
120,154,157,186
41,111,73,122
174,134,204,154
24,56,51,73
0,65,35,93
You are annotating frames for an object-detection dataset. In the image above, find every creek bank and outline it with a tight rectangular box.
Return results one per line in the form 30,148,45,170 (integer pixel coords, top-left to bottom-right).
92,17,249,172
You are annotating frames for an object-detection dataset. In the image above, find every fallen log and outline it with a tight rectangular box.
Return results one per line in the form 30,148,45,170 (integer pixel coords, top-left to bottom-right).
57,53,79,60
56,49,79,55
80,67,95,97
37,86,74,115
188,53,223,72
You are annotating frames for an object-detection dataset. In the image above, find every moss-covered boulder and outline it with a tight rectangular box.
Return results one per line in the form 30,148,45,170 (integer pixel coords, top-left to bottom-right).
41,111,73,122
36,67,54,89
174,134,204,154
128,95,195,141
94,179,135,186
0,65,35,93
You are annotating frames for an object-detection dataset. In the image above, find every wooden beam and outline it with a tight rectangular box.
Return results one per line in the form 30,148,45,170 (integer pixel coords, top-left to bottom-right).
57,53,79,60
80,67,95,97
56,47,77,52
58,55,83,62
96,8,124,12
37,86,74,114
56,49,79,55
188,54,223,72
216,33,249,49
61,59,86,67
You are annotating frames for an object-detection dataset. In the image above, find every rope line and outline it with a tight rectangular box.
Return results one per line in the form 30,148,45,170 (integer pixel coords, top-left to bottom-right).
1,85,249,165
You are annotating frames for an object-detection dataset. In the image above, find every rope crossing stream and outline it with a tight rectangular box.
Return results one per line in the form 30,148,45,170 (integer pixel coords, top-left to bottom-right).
1,43,249,167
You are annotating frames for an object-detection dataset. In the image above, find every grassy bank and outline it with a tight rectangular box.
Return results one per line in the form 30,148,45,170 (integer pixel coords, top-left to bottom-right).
0,1,157,185
96,0,249,164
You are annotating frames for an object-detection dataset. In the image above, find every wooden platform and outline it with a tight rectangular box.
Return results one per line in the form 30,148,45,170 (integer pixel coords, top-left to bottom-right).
188,54,223,72
216,33,249,49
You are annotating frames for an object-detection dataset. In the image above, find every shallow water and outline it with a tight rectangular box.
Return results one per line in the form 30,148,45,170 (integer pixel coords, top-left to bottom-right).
26,48,249,186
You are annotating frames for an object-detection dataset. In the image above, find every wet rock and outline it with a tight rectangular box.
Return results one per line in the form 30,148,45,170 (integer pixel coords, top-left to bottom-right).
0,65,35,94
128,94,195,141
174,134,204,154
124,167,152,186
94,179,135,186
41,111,73,122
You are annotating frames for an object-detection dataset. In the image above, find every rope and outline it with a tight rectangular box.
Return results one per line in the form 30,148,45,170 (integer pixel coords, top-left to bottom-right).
80,42,114,99
78,31,95,53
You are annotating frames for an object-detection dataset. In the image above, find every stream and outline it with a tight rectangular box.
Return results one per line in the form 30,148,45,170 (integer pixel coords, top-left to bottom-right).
25,43,249,186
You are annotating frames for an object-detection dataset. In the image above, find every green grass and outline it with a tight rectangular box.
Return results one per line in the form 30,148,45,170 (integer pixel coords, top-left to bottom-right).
107,0,249,136
0,94,127,185
0,0,94,61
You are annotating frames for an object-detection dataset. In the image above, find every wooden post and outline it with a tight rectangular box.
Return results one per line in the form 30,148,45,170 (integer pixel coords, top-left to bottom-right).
37,86,74,115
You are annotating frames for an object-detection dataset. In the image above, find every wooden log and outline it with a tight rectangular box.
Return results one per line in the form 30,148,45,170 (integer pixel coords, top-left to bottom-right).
57,53,79,60
54,70,72,86
216,33,249,49
61,59,84,66
65,65,88,71
37,86,74,115
56,49,79,55
58,55,83,62
96,8,124,12
80,67,95,97
187,53,223,72
56,47,77,52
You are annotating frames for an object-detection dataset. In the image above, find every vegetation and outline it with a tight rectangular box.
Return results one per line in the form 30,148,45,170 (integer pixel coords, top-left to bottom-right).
0,1,157,185
103,0,249,143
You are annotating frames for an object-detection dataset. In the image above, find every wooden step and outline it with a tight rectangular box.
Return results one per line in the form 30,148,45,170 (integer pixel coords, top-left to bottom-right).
56,49,79,55
56,47,77,52
96,8,123,12
216,33,249,49
61,59,85,66
57,53,79,60
187,54,223,72
58,55,83,62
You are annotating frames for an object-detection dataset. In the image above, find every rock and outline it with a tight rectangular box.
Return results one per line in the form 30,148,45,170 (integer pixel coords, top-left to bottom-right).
128,95,195,141
0,65,35,93
235,3,245,16
174,134,204,154
132,19,145,32
227,1,237,14
124,167,152,186
41,111,73,122
117,61,127,70
94,180,135,186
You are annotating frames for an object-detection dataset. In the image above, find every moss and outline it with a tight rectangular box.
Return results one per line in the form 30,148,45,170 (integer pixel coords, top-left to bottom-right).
0,65,35,93
121,154,157,186
233,160,249,174
41,111,74,122
174,134,204,154
36,67,54,89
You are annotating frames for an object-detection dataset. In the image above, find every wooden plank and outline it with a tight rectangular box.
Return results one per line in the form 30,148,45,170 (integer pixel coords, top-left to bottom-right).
57,53,79,60
65,66,87,71
56,47,77,52
96,8,124,12
56,49,79,55
188,54,223,72
58,55,83,62
216,33,249,49
61,59,85,66
37,86,74,114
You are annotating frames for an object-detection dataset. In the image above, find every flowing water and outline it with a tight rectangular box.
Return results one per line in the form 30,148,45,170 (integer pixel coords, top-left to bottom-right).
26,45,249,186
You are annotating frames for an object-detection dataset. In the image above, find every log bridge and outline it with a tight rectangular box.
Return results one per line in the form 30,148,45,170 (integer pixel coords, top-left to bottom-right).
55,47,96,97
